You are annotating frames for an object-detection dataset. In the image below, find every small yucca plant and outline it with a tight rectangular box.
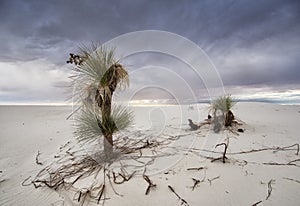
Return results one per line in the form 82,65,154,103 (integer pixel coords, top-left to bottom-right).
68,45,133,159
211,95,236,127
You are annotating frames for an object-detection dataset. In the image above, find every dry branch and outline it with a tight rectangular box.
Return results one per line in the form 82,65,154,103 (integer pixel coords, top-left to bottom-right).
106,173,123,197
36,151,43,165
143,174,156,195
252,200,262,206
229,143,300,156
277,143,299,155
22,176,32,186
112,170,136,184
266,179,275,200
0,179,6,184
168,185,189,206
97,185,105,204
211,143,228,163
208,176,220,186
283,177,300,184
190,170,206,191
288,158,300,164
191,178,200,191
26,126,194,205
188,143,300,156
59,141,71,151
188,119,199,130
187,166,206,171
262,160,300,167
32,127,297,205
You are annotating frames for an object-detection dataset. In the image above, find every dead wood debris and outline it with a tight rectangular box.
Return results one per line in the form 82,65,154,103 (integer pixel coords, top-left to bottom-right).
97,185,105,204
237,128,244,133
188,119,211,131
66,148,74,156
187,166,206,171
189,170,206,191
188,119,199,130
106,172,123,197
189,143,299,156
283,177,300,184
59,141,71,151
211,143,228,163
35,151,43,165
51,200,64,206
112,170,136,184
191,175,206,191
143,174,156,195
191,178,201,191
262,158,300,167
252,200,262,206
26,127,299,206
168,185,189,206
228,143,300,156
0,178,7,185
208,176,220,186
22,176,32,186
266,179,275,200
187,143,300,167
27,131,182,206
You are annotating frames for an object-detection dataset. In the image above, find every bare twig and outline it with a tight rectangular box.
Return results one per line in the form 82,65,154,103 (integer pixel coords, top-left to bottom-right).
76,189,90,206
191,178,200,191
211,143,228,163
22,176,32,186
36,151,43,165
59,141,71,151
277,143,299,155
288,158,300,164
190,170,206,191
283,177,300,184
97,185,105,204
112,170,136,184
168,185,189,206
228,143,300,156
51,200,64,206
208,176,220,186
66,149,74,156
188,119,199,130
107,173,123,197
143,175,156,195
187,166,206,171
262,161,300,167
0,179,6,184
252,200,262,206
266,179,275,200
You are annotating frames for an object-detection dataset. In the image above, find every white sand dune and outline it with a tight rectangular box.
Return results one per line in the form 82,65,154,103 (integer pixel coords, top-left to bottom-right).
0,103,300,206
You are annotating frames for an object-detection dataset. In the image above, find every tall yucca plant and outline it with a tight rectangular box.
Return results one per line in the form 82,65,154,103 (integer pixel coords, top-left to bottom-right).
68,45,133,159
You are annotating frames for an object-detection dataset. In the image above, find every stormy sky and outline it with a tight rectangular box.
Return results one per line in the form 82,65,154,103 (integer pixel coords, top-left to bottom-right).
0,0,300,104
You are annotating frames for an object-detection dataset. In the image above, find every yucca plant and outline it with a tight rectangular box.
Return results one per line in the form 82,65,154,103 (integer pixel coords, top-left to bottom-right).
211,95,236,127
68,45,133,159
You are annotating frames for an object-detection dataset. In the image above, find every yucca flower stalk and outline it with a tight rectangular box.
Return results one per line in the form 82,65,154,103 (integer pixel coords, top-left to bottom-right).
68,45,133,159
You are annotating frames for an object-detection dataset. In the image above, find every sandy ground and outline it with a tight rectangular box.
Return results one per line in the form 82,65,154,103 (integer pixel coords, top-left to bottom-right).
0,103,300,206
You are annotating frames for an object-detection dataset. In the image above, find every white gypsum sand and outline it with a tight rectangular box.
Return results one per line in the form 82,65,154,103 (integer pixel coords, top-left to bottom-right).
0,102,300,206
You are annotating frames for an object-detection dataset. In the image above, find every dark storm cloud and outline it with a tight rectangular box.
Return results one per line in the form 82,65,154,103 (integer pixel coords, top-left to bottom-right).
0,0,300,103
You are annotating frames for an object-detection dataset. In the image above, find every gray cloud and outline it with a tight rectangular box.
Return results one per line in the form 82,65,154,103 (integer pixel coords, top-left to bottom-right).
0,0,300,103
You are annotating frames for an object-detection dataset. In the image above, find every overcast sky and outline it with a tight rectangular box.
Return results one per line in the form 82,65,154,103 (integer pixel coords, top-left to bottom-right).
0,0,299,104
